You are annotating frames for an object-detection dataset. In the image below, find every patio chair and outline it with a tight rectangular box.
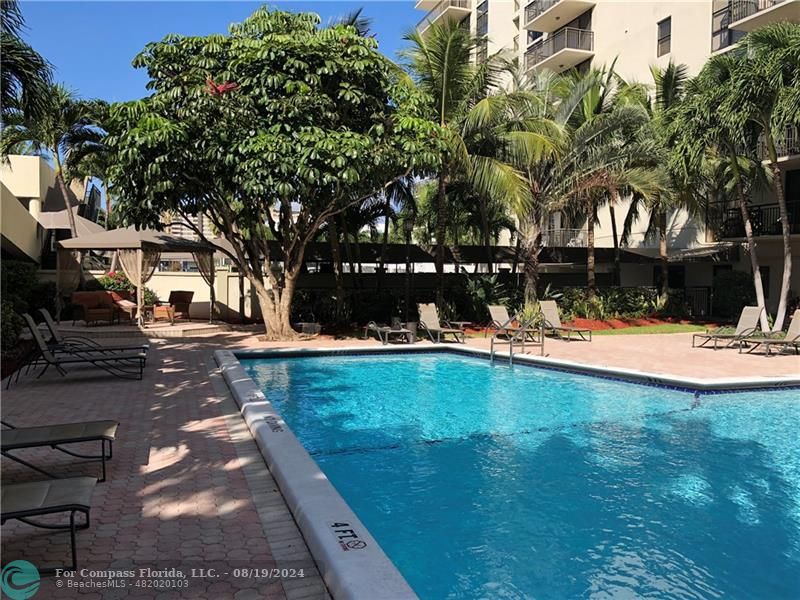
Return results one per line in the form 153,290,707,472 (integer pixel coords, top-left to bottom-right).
166,291,194,321
1,476,96,571
539,300,592,342
417,303,465,344
70,291,119,326
739,309,800,356
20,314,146,381
692,306,764,350
485,305,527,338
39,309,149,357
2,419,118,482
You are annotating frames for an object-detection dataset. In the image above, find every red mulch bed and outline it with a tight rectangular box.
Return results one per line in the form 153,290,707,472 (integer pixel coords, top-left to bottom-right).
568,316,712,331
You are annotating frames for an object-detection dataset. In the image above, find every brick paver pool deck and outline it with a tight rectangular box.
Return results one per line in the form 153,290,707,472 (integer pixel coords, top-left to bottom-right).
1,330,796,598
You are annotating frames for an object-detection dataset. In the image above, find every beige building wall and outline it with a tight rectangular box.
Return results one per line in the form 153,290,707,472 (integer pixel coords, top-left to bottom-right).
590,1,713,80
0,155,54,203
414,0,726,255
1,181,45,262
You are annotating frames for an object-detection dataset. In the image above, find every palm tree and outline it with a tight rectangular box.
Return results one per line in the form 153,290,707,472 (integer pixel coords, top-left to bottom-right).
0,83,106,237
377,178,415,292
722,23,800,331
671,55,770,332
0,0,51,122
403,20,529,305
530,65,663,297
621,61,691,302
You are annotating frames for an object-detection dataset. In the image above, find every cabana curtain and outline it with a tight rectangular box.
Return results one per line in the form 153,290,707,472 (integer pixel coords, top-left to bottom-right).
193,251,216,322
55,249,83,320
117,248,161,325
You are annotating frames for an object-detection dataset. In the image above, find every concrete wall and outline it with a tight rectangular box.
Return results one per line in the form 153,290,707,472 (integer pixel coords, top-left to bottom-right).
39,268,261,322
591,1,713,81
733,239,800,313
1,182,44,262
0,155,58,205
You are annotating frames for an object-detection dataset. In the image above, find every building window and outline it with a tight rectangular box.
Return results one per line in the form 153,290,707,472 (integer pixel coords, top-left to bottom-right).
477,0,489,37
528,30,542,45
657,17,671,56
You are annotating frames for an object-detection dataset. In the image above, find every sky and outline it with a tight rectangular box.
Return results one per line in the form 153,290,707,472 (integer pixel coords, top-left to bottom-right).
20,0,421,103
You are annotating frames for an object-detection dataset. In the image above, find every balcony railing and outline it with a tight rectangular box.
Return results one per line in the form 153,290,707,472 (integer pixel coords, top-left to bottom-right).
417,0,470,32
758,126,800,160
541,228,586,247
729,0,788,23
710,200,800,239
525,0,561,25
525,28,594,71
711,6,747,51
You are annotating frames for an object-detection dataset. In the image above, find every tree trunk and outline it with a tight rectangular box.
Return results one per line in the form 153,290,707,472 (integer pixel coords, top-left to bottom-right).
435,171,447,306
658,209,669,301
608,198,621,286
328,217,345,322
520,220,541,305
587,198,596,298
770,162,792,332
250,274,298,340
54,156,78,238
479,198,493,274
340,215,357,286
377,198,391,293
734,179,770,333
511,233,521,275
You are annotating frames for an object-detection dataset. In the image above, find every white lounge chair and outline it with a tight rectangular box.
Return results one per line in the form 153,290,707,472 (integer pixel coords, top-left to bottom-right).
417,304,465,344
693,306,764,350
539,300,592,342
739,309,800,356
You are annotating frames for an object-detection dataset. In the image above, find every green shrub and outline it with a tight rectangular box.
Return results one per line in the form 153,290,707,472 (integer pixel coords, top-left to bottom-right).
712,270,756,318
1,300,24,352
558,287,658,320
0,260,39,313
91,271,159,306
458,275,510,323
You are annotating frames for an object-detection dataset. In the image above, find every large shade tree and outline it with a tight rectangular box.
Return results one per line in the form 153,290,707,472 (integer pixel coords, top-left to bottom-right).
106,8,441,339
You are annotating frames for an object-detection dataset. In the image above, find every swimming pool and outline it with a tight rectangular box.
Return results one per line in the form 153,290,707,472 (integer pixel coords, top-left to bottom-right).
242,352,800,599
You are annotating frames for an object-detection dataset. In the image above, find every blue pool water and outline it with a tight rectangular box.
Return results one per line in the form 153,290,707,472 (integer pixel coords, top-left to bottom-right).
242,353,800,599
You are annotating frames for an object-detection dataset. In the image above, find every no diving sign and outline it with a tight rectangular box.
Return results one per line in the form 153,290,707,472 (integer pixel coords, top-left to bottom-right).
328,522,368,551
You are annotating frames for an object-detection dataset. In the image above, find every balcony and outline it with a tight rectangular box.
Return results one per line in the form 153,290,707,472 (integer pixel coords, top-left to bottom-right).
415,0,441,9
728,0,799,32
541,228,586,247
525,28,594,73
417,0,471,36
523,0,596,32
710,200,800,239
758,126,800,161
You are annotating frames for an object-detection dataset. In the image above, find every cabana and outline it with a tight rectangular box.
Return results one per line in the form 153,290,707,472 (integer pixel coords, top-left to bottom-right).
57,227,216,325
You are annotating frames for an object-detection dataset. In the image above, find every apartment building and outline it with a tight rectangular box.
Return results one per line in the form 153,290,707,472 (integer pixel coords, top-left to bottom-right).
414,0,799,312
1,155,104,266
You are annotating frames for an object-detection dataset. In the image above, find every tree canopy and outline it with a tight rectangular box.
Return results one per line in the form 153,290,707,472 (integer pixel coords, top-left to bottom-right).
106,7,442,337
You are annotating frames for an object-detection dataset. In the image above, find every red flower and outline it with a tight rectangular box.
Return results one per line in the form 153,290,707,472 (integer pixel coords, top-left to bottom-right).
205,76,240,96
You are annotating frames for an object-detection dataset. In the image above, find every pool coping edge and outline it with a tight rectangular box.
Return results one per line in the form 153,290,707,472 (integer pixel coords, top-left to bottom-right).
214,348,419,600
231,343,800,393
216,343,798,600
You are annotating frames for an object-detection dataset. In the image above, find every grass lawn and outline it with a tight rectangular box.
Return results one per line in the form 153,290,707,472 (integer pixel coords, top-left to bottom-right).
592,323,708,335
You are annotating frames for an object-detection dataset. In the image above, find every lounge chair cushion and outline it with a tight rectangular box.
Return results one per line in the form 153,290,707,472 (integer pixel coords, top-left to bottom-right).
3,421,118,450
1,477,96,516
